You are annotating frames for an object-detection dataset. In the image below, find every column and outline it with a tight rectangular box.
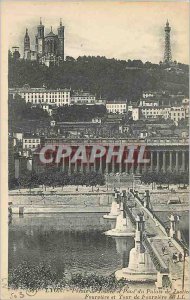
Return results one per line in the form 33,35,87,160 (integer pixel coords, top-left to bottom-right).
94,158,96,172
163,151,166,173
150,151,153,172
99,157,103,174
15,158,20,179
62,158,65,172
68,157,71,174
135,148,140,174
175,151,179,172
87,161,90,173
125,150,128,174
106,161,109,174
169,151,172,172
81,161,84,173
119,162,122,174
131,162,135,174
156,151,159,172
112,158,115,174
87,152,90,173
182,151,185,172
74,160,77,173
136,160,140,174
144,150,147,172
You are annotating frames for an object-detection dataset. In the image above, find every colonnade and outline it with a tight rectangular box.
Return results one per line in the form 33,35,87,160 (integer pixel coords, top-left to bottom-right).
60,149,188,175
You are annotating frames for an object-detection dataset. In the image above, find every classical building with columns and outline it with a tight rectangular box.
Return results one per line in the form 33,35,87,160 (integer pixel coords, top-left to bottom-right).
32,137,189,175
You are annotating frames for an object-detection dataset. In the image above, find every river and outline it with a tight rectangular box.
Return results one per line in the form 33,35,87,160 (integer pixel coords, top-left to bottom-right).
9,213,134,279
8,210,189,282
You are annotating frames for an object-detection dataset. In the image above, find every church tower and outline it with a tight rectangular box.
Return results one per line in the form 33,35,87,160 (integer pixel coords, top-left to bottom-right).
24,28,30,60
37,18,45,56
58,18,64,60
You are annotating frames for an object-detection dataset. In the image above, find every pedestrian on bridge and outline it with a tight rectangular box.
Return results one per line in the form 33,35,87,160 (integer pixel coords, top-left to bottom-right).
162,246,166,255
178,252,183,262
172,253,177,263
168,240,172,247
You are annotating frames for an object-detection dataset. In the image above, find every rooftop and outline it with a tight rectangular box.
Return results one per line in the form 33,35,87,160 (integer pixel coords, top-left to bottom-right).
106,100,127,104
9,87,70,93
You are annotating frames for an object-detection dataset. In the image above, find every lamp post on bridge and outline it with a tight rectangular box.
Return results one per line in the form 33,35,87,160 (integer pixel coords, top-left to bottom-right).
182,248,188,290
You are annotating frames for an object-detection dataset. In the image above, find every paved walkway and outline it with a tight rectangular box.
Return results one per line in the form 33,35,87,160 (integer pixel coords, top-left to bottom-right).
128,191,189,288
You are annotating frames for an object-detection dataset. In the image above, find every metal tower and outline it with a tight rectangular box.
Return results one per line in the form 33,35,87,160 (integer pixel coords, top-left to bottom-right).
164,20,172,63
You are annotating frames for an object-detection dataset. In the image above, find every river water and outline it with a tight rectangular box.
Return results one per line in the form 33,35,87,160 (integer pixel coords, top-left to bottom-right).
8,213,135,278
8,211,189,280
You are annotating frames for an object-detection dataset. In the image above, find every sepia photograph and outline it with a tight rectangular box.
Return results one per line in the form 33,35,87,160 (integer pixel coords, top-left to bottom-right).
0,1,189,299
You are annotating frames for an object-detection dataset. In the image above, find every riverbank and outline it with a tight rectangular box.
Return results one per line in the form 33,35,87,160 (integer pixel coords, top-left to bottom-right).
9,183,189,213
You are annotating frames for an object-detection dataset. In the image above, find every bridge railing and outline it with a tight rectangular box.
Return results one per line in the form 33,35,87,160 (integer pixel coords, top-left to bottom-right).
173,235,189,255
143,235,169,274
123,202,136,227
130,190,168,235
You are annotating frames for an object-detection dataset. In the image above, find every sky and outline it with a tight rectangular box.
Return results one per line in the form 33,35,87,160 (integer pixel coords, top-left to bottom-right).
2,1,189,64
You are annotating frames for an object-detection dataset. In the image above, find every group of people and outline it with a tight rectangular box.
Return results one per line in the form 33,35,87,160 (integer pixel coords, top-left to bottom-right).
162,246,183,263
172,252,183,263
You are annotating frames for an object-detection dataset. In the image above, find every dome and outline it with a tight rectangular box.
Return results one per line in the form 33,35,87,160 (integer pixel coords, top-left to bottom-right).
45,27,56,38
46,31,56,38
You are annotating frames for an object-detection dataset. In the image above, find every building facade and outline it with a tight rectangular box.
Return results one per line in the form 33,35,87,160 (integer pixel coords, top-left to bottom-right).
170,107,186,125
23,136,41,150
70,91,96,105
139,98,159,107
9,87,71,107
106,101,127,114
32,137,189,175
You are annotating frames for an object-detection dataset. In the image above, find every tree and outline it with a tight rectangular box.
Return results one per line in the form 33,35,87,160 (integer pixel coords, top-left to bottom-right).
9,56,188,102
8,94,50,133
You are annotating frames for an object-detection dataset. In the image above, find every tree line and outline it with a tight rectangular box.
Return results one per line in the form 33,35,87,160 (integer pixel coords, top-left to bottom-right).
9,169,105,190
140,171,188,188
8,95,107,133
8,95,50,133
54,105,106,122
9,55,189,101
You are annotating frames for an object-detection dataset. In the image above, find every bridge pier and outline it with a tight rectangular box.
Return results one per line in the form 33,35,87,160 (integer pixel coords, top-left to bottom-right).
155,271,171,289
115,213,157,282
103,194,120,220
104,202,135,237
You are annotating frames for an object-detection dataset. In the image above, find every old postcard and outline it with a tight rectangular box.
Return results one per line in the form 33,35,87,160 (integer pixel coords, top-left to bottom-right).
0,1,189,300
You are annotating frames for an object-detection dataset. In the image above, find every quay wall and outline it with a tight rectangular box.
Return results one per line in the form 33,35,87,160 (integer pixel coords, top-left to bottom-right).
9,193,112,214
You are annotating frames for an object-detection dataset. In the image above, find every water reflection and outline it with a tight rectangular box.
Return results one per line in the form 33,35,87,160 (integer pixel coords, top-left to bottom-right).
9,211,188,280
9,213,134,277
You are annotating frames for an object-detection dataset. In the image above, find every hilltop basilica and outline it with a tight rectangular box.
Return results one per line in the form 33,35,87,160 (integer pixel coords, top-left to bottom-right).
24,19,64,67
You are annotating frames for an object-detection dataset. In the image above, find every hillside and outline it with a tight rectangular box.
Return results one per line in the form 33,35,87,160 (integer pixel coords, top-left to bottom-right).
8,55,189,101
